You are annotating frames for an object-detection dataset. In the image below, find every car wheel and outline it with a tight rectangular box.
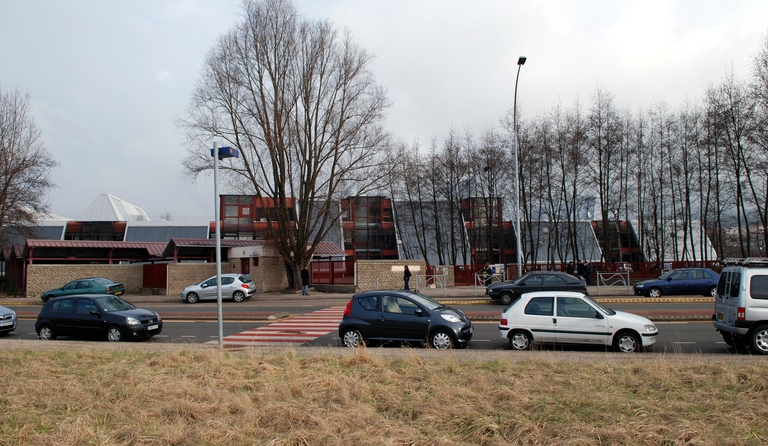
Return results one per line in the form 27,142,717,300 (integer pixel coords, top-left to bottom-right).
509,330,532,350
708,286,717,298
233,290,245,302
341,329,364,348
38,324,57,340
186,292,199,304
748,325,768,355
429,330,454,349
499,292,514,306
614,331,641,353
106,326,124,342
647,287,662,298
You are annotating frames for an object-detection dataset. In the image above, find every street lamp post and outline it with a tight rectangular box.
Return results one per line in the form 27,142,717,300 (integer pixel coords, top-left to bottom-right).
211,142,240,349
513,56,526,278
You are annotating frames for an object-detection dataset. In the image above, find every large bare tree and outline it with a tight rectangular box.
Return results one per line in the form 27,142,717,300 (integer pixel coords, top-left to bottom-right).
0,86,58,245
180,0,390,287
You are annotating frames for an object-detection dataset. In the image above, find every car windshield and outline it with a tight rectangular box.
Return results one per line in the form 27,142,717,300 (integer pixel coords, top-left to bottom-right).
95,296,136,312
581,294,616,316
404,291,443,310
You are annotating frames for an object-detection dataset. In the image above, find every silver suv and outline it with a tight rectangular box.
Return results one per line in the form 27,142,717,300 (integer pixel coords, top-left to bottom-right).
713,258,768,354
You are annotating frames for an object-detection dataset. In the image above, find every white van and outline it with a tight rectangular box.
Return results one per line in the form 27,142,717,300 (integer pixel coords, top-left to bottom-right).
713,258,768,354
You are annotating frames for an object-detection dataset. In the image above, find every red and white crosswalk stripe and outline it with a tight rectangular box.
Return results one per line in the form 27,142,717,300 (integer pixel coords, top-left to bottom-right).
213,306,346,345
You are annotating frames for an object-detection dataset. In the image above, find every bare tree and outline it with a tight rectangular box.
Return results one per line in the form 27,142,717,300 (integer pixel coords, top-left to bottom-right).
0,86,58,245
180,0,390,287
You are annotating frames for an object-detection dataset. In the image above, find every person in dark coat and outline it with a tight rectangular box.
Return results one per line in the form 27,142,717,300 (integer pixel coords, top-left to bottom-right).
566,261,574,276
403,265,412,290
584,262,594,286
301,267,310,295
576,261,585,279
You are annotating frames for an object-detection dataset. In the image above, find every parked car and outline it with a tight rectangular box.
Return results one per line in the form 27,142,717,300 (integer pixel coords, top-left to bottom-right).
41,277,126,303
36,294,162,342
181,274,257,303
633,268,720,298
0,304,17,336
339,290,473,349
713,258,768,354
498,291,658,352
486,271,588,305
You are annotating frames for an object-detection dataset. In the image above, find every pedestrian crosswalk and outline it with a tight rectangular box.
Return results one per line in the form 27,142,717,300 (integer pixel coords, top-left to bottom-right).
211,306,346,346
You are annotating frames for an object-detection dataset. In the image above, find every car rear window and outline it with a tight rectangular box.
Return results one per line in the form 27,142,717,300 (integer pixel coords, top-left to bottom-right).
358,296,378,311
525,297,553,316
239,276,253,284
92,278,113,286
750,275,768,300
51,299,74,314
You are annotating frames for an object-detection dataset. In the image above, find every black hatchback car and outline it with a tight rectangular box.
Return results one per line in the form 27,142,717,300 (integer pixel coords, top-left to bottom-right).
486,271,588,305
36,294,162,342
338,290,473,349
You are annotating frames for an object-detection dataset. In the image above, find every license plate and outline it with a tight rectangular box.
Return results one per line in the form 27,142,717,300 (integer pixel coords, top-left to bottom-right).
115,291,123,295
147,324,159,330
0,321,11,327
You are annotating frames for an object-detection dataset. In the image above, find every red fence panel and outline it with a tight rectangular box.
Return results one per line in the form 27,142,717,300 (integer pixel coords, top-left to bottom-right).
311,259,355,285
142,263,168,288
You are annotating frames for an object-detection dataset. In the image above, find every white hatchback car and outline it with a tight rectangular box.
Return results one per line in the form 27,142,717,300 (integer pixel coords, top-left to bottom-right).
498,291,658,352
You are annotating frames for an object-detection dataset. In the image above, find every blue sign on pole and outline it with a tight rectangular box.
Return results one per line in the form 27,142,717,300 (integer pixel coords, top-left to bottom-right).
210,146,240,159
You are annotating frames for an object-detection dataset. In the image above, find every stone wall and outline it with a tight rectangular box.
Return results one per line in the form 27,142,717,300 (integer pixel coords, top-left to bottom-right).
167,263,219,296
355,259,427,292
28,264,144,299
253,256,289,292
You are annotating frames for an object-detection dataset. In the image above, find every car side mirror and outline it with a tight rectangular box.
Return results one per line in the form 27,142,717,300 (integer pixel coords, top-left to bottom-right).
666,277,672,282
519,282,526,286
90,310,101,317
594,312,604,319
201,284,208,288
415,308,426,316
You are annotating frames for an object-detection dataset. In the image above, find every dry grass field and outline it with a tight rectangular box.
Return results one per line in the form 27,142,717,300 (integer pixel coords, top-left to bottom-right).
1,342,766,445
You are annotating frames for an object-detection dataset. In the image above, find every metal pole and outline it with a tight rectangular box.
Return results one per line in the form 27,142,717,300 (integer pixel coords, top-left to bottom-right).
513,58,525,278
213,142,224,349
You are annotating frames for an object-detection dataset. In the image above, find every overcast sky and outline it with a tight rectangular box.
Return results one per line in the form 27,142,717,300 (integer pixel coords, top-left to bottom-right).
0,0,766,220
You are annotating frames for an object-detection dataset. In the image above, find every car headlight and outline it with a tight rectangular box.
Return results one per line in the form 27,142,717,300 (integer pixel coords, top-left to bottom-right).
441,314,461,323
644,324,657,332
155,312,162,321
126,317,141,325
635,284,644,288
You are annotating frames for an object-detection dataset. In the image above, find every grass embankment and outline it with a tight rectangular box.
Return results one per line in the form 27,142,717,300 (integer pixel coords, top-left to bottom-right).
1,346,765,445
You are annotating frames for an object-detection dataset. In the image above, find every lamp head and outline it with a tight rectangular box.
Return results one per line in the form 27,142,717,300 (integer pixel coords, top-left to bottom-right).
517,56,527,66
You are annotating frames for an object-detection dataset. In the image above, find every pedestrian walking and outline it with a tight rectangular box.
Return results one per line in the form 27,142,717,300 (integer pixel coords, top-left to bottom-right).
403,265,412,290
482,262,493,287
301,267,310,295
566,261,574,276
576,261,585,279
584,262,594,286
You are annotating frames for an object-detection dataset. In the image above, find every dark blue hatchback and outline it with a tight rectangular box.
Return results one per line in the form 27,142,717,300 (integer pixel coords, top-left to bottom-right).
339,290,473,349
36,294,162,342
633,268,720,298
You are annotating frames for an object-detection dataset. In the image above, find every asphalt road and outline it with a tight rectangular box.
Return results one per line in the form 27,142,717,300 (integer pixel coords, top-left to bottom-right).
3,310,734,355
